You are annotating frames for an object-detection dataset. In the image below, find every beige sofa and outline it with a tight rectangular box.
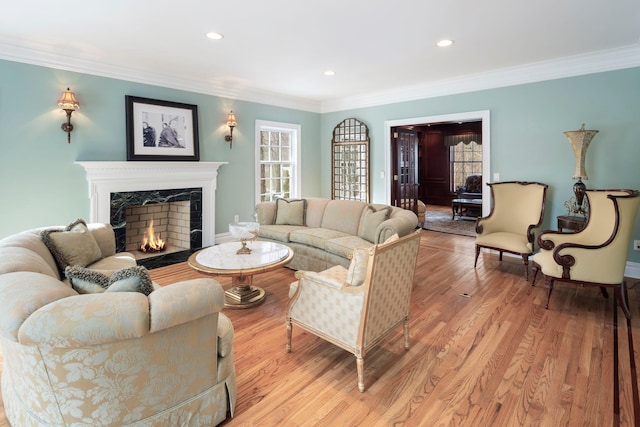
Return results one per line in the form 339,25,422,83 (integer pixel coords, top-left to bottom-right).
255,198,418,271
0,222,236,426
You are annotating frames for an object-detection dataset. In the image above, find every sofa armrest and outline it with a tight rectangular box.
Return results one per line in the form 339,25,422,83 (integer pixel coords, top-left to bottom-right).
149,278,225,333
376,209,418,243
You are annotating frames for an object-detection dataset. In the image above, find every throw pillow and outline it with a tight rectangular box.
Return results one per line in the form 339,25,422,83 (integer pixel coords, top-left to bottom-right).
65,265,154,296
358,205,391,243
41,219,103,273
346,247,370,287
274,198,307,226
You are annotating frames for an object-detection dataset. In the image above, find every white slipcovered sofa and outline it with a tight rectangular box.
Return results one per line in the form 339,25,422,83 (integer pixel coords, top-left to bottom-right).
255,198,419,271
0,221,236,426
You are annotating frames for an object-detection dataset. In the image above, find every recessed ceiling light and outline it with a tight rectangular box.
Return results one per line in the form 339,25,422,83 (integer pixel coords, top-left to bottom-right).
206,32,224,40
436,39,454,47
324,70,336,76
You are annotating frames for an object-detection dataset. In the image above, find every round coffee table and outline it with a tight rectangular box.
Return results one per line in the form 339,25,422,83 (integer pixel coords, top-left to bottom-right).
188,241,293,309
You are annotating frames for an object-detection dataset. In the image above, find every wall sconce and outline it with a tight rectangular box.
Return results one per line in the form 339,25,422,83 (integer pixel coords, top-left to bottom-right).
57,88,80,143
563,123,598,215
225,111,237,148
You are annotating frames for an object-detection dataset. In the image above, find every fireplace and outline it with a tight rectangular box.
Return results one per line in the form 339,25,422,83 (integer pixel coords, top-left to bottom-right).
76,161,226,268
110,188,203,267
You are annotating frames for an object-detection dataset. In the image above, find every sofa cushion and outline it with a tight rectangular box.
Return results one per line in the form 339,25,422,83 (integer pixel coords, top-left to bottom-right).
320,200,366,235
304,198,331,228
41,219,103,272
65,265,154,296
358,205,391,243
325,235,373,259
88,252,137,270
275,198,307,226
290,228,350,250
258,225,306,243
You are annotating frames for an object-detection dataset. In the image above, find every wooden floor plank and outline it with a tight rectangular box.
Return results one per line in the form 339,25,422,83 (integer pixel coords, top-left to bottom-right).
1,225,639,426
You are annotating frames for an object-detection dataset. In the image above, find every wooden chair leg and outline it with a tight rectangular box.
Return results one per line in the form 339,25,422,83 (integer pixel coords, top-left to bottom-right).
521,255,529,281
599,287,609,298
499,251,503,261
403,318,410,350
474,245,481,268
544,276,555,309
356,356,365,392
616,283,631,319
286,320,293,352
531,263,539,286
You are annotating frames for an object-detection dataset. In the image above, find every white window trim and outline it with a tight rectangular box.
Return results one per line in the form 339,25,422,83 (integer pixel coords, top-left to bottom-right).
255,120,302,205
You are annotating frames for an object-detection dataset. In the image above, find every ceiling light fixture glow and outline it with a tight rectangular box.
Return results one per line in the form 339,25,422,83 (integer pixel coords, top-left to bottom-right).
324,70,336,76
436,39,454,47
206,32,224,40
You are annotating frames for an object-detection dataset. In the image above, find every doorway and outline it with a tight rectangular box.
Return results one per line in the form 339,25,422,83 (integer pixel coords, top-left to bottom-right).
384,110,491,217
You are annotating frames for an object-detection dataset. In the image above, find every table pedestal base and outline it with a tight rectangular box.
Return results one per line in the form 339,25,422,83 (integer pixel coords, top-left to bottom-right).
224,275,266,309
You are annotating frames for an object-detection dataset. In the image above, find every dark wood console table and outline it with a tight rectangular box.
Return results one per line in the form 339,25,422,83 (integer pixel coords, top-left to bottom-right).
557,215,587,232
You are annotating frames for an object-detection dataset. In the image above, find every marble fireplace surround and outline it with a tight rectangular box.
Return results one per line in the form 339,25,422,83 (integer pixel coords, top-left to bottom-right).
76,162,226,251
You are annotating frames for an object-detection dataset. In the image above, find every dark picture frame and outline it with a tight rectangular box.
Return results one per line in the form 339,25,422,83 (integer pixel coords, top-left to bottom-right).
125,96,199,161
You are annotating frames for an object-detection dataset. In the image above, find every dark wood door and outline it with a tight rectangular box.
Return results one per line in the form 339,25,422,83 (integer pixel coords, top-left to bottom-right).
391,129,419,212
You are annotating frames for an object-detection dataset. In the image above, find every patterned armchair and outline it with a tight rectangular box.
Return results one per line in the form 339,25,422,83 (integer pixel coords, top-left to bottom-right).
286,230,421,392
531,189,640,318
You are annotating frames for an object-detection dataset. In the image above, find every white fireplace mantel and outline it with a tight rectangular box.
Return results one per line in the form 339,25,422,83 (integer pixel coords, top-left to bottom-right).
76,161,227,247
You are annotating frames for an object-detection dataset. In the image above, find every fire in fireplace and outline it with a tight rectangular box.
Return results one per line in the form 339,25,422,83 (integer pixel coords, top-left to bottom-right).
140,220,166,253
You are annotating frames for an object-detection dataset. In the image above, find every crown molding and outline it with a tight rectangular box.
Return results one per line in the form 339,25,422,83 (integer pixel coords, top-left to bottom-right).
0,38,322,113
1,37,638,115
320,44,640,113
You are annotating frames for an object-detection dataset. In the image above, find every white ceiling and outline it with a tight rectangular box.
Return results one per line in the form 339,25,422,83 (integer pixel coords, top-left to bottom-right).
1,0,639,112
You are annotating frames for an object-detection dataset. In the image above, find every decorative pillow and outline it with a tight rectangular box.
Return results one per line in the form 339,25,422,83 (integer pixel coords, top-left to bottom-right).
358,205,391,243
65,265,154,296
346,247,370,287
274,198,307,226
41,219,103,273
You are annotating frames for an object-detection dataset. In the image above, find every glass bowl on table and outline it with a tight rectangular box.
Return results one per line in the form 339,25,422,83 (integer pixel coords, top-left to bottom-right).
228,222,260,254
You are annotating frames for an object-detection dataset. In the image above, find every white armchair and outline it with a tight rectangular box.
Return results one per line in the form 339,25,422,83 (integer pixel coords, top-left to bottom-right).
531,189,640,317
474,181,548,280
286,230,421,392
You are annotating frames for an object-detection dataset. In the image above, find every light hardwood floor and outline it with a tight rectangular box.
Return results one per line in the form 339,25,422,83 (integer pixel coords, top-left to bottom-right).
1,228,639,426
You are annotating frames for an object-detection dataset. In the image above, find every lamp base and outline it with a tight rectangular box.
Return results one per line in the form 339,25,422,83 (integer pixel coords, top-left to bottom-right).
572,179,587,215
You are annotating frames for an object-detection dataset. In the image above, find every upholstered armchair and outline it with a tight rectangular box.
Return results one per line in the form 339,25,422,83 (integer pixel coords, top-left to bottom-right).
474,181,548,280
531,189,640,318
286,230,421,392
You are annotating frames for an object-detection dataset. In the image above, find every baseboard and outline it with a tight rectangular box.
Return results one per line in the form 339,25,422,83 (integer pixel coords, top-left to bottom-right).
626,261,640,279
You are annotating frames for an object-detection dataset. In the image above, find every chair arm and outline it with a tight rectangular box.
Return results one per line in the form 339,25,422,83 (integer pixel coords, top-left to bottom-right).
294,270,346,290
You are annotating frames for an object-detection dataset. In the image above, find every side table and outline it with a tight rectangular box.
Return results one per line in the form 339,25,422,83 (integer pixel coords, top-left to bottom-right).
557,215,586,232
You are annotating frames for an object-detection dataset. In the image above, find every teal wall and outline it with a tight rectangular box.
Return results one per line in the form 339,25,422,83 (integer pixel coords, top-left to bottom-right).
0,59,321,238
1,59,639,263
320,68,640,263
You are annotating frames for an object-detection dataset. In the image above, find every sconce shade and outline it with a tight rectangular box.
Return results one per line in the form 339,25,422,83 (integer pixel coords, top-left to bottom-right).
226,111,237,127
57,88,79,111
563,124,598,180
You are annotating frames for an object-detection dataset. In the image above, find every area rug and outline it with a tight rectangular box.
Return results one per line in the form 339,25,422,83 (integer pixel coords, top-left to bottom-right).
424,210,476,237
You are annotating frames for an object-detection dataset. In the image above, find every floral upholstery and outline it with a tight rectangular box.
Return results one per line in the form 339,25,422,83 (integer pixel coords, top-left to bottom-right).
286,230,421,392
474,181,548,280
531,190,640,318
0,223,236,426
457,175,483,199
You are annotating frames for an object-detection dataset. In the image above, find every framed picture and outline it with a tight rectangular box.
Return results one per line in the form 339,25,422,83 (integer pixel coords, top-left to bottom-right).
125,96,199,161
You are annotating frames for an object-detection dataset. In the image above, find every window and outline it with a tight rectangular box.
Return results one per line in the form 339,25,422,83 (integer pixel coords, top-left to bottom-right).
450,140,482,191
255,120,301,204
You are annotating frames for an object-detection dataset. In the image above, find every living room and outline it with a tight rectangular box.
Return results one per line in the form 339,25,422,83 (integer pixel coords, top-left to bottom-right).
1,1,640,425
